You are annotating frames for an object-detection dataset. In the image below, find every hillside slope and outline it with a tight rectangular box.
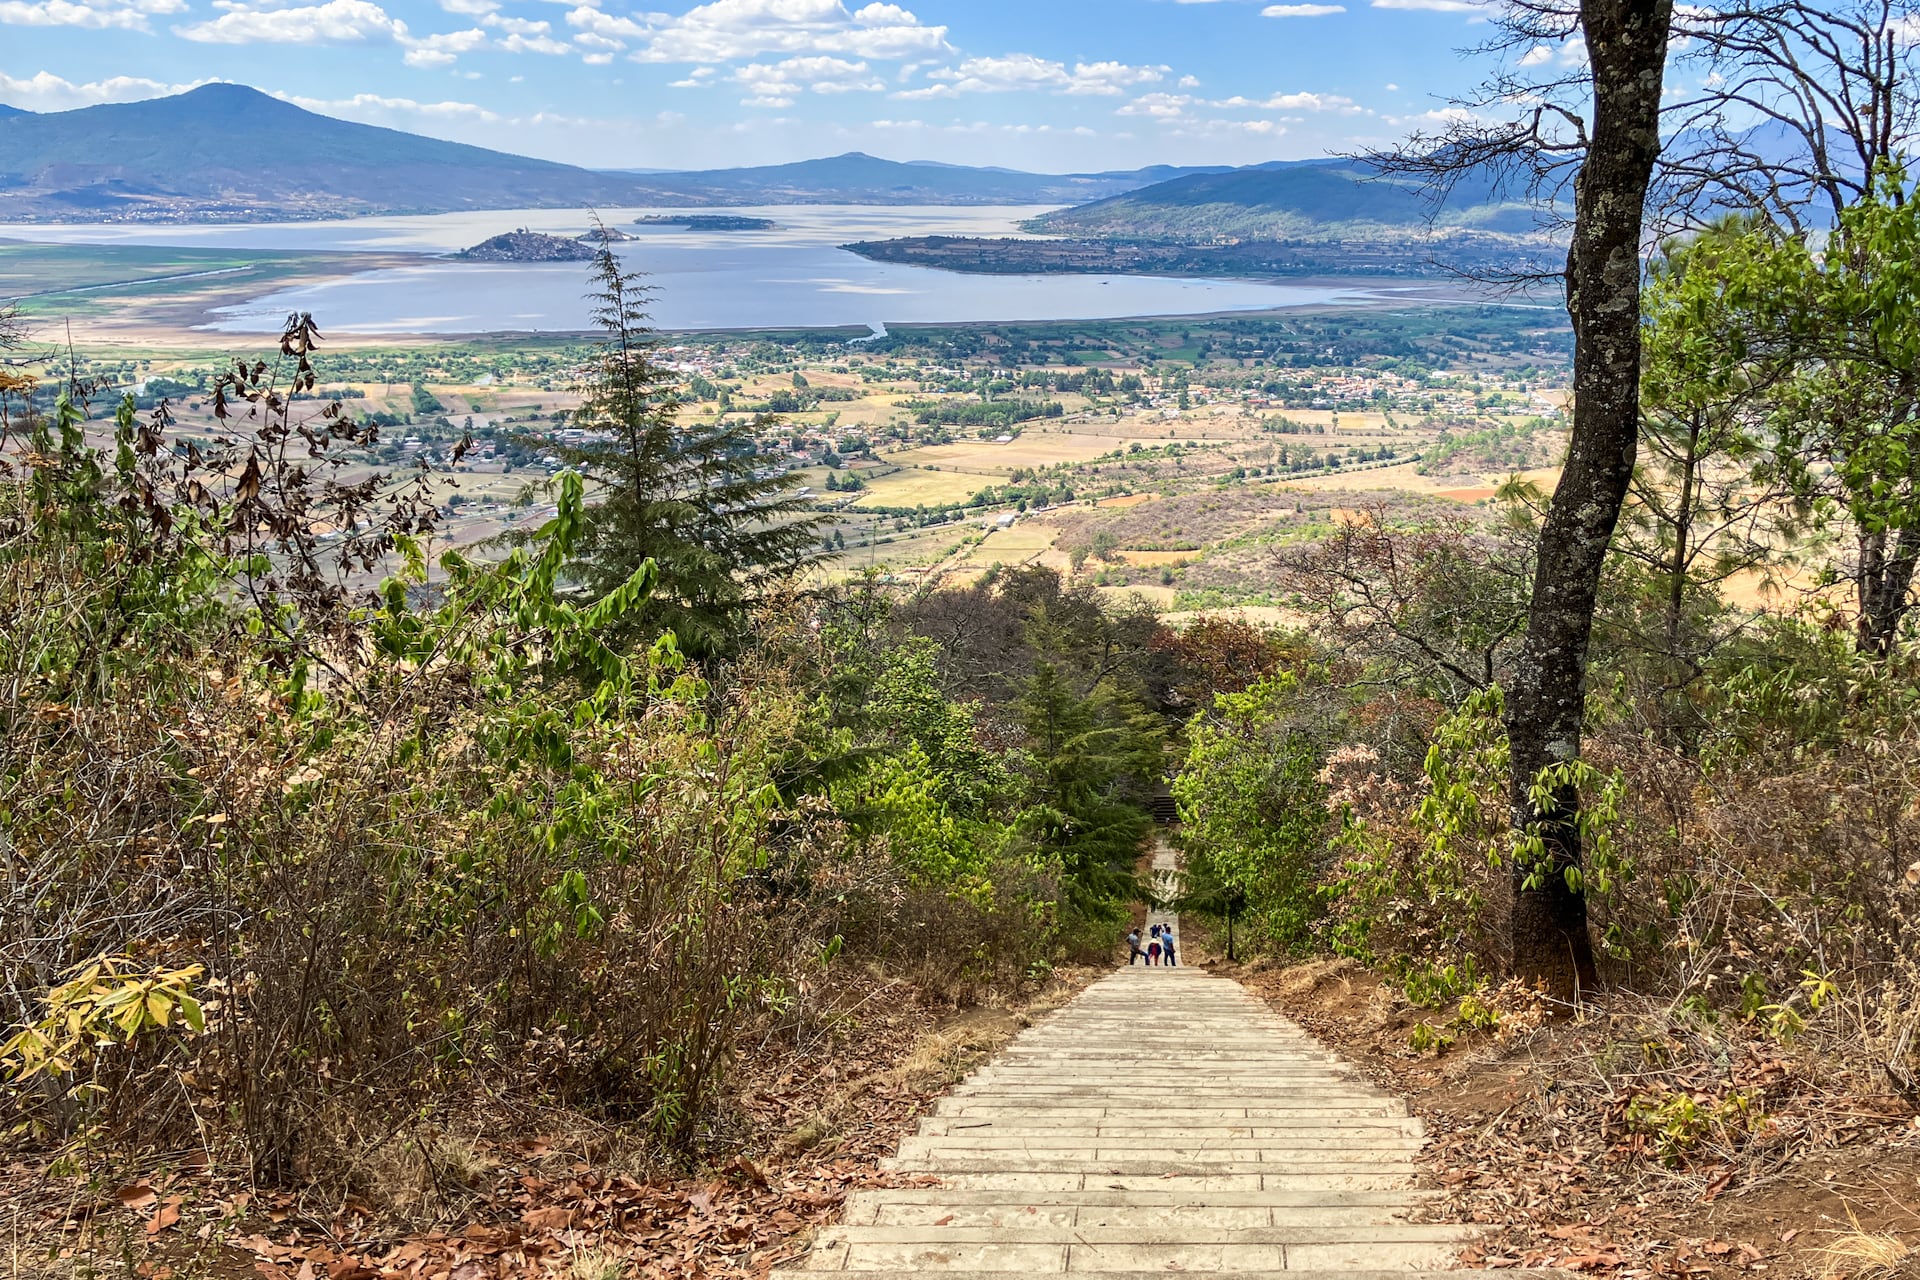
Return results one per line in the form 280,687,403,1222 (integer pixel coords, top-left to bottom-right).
0,84,704,220
1028,159,1543,241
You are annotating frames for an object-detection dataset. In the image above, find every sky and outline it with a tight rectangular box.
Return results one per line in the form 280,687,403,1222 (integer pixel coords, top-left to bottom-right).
0,0,1534,171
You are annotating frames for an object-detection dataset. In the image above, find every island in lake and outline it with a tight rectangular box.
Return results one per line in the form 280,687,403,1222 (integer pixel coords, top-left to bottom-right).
634,215,778,232
456,230,599,263
578,226,638,243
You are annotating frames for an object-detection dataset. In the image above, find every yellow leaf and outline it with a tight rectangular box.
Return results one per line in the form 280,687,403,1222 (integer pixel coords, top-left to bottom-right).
115,1001,145,1036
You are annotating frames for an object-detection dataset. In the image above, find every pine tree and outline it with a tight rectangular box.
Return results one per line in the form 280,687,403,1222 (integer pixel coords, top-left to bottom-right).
547,240,831,654
1013,661,1163,924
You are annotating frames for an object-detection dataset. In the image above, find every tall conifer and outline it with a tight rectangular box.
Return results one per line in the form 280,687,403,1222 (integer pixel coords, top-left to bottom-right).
547,237,831,653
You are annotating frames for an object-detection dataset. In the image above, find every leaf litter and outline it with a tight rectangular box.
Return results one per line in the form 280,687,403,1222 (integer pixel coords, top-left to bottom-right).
6,969,1093,1280
1237,957,1920,1280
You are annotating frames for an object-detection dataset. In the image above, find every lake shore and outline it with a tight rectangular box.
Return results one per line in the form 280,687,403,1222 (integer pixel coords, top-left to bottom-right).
1,205,1515,345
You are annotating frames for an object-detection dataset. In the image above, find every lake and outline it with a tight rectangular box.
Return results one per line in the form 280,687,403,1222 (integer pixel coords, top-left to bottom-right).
0,205,1409,335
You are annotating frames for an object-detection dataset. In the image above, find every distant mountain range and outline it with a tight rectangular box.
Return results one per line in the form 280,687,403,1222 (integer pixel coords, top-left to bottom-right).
1027,159,1544,241
0,84,1228,222
606,153,1231,206
0,85,682,220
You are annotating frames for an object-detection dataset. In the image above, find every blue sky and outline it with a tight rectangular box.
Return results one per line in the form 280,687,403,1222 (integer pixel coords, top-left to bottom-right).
0,0,1522,170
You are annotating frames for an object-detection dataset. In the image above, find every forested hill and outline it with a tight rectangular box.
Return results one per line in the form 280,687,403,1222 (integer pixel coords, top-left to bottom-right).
1027,159,1544,242
0,85,1223,221
0,85,698,221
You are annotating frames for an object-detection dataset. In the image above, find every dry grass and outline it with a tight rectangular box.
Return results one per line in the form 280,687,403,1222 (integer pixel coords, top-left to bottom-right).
1817,1210,1914,1279
1096,584,1177,609
568,1249,631,1280
887,1014,1021,1092
892,432,1129,471
777,976,1088,1157
849,468,988,508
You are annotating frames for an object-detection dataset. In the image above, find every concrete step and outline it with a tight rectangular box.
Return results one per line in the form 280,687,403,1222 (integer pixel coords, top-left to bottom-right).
798,1237,1466,1271
917,1119,1425,1137
907,1171,1416,1192
777,1271,1573,1280
883,1156,1418,1175
949,1085,1377,1098
893,1138,1425,1159
933,1097,1405,1113
817,1224,1470,1246
841,1188,1436,1211
845,1203,1431,1230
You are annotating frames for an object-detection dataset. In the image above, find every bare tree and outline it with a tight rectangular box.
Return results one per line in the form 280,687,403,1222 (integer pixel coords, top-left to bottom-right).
1664,0,1920,233
1278,503,1533,703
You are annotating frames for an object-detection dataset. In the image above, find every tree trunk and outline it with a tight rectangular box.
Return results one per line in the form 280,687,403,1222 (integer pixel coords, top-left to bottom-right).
1505,0,1672,1004
1858,522,1920,657
1663,413,1700,663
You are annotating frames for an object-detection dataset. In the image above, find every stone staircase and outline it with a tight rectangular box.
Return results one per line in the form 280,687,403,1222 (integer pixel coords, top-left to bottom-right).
773,962,1566,1279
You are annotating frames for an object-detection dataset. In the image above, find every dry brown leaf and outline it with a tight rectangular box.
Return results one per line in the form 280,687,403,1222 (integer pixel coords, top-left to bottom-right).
145,1198,182,1235
116,1184,160,1209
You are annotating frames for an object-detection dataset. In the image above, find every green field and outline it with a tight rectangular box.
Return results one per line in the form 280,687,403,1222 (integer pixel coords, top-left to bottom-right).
0,241,410,320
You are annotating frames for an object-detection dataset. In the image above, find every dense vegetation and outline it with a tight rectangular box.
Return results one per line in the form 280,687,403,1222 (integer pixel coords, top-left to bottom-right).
0,296,1235,1195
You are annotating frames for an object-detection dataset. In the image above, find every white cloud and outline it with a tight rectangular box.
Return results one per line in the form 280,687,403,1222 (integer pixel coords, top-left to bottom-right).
1064,60,1168,96
0,69,206,110
279,89,503,122
1116,92,1193,118
1378,104,1482,127
732,54,882,105
1158,116,1290,138
484,13,551,34
177,0,579,62
896,53,1167,99
175,0,405,44
1262,4,1344,15
437,0,495,13
1214,89,1362,112
565,3,645,38
0,0,183,30
405,25,487,64
630,0,947,64
497,29,570,51
1519,36,1587,66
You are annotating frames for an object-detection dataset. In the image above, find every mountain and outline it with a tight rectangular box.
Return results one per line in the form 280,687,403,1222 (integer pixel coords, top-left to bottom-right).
1027,158,1545,242
601,152,1233,207
0,86,1224,222
0,84,705,221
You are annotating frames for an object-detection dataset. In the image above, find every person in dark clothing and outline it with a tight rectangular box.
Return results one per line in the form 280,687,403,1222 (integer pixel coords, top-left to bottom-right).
1162,926,1177,967
1126,928,1146,965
